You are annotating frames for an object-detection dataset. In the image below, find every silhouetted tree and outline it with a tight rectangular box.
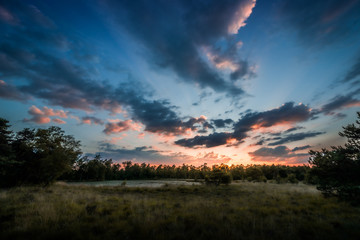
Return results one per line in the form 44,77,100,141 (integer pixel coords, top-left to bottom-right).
309,112,360,203
0,118,17,187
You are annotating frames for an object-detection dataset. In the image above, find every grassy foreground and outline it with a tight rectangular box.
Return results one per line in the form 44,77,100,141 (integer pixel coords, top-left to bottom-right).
1,182,360,240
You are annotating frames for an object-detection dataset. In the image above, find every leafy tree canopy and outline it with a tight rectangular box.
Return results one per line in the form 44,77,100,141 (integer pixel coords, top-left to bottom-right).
309,112,360,204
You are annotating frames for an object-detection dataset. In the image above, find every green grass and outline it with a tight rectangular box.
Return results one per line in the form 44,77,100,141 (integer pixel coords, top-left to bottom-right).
1,182,359,240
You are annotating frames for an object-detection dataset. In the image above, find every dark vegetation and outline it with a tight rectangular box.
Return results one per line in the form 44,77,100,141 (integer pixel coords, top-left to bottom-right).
61,158,310,184
0,118,81,187
308,112,360,204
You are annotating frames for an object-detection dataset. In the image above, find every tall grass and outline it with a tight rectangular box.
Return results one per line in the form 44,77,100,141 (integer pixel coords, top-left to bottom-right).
1,182,359,240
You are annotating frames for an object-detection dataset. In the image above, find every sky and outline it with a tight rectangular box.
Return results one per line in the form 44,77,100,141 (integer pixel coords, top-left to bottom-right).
0,0,359,166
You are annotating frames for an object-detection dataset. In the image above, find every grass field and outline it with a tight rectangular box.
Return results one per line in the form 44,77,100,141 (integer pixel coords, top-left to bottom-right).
1,182,360,240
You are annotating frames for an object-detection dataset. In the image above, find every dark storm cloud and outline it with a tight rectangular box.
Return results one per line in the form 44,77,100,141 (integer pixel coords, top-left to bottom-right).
104,0,256,96
268,131,324,146
175,132,233,148
175,102,315,148
248,146,309,163
292,145,311,152
232,102,314,139
276,0,360,46
253,139,265,146
0,80,29,101
0,1,214,136
211,118,234,128
320,94,360,116
284,126,305,133
128,99,213,135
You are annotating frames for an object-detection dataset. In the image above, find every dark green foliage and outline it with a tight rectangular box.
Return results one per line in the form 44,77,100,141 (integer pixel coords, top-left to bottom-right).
245,165,266,182
65,156,310,184
0,119,81,187
0,118,17,186
309,112,360,203
205,164,232,185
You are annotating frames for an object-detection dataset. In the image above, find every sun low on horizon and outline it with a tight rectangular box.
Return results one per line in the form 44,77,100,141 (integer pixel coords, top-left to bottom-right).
0,0,359,166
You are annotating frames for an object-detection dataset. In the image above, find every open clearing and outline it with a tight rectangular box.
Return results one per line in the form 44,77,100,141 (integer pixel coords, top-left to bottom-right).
1,182,359,240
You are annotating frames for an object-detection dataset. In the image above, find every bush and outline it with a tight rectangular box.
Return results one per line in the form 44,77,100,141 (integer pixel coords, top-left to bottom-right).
205,168,232,185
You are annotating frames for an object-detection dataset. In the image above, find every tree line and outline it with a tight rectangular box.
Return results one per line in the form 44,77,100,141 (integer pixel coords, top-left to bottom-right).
60,157,310,184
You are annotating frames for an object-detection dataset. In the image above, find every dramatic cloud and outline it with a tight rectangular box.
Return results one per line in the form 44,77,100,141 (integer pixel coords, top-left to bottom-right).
23,105,68,124
248,146,309,164
103,120,142,135
211,118,234,128
0,1,217,137
276,0,360,46
203,46,256,82
284,126,305,133
320,94,360,116
81,116,104,125
175,132,234,148
176,102,315,148
268,131,324,146
228,0,256,34
129,100,213,135
104,0,257,96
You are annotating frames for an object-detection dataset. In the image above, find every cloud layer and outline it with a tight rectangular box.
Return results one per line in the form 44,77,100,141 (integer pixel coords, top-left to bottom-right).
176,102,315,148
104,0,257,96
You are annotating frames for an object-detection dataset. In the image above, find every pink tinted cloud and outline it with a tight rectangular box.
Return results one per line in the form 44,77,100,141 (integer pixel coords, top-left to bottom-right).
0,6,18,25
23,105,68,124
138,132,145,139
103,120,142,135
42,106,68,118
110,133,128,143
52,118,66,124
100,100,125,116
228,0,256,34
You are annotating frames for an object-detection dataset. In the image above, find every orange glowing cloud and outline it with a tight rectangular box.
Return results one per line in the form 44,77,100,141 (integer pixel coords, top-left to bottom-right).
137,132,145,139
52,118,66,124
110,133,128,143
204,48,238,71
103,119,142,135
23,105,68,124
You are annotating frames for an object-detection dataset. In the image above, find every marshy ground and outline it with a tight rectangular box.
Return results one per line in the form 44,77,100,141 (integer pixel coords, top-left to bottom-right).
1,182,359,240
